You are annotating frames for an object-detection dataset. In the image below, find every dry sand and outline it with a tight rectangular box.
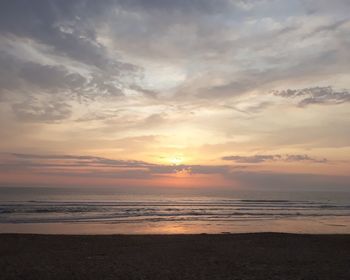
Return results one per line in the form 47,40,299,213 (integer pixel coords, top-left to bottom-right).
1,233,350,279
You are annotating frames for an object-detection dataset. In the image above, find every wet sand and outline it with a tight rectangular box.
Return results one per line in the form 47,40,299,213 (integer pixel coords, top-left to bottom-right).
1,233,350,280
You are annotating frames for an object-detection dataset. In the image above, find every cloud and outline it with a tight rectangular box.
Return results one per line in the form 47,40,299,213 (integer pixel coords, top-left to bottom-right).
284,154,327,163
303,0,350,15
222,154,278,163
273,86,350,107
0,153,236,178
11,98,72,122
0,152,329,183
9,153,154,168
1,0,349,104
0,50,131,122
0,48,134,98
0,1,143,120
0,51,86,93
0,1,134,71
0,153,348,191
19,63,86,91
222,154,327,163
115,0,235,13
305,19,349,37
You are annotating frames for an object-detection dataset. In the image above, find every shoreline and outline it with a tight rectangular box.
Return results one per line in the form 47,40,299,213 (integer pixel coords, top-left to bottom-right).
1,233,350,279
1,215,350,235
1,231,350,236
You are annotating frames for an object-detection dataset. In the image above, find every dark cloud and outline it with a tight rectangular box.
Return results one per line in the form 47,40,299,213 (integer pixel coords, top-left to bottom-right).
0,153,235,178
0,0,142,108
0,51,20,92
116,0,234,13
0,0,230,70
222,154,327,163
186,165,231,174
284,154,327,163
0,153,347,191
273,87,350,107
222,154,279,163
0,0,116,70
0,51,85,93
10,153,154,168
0,49,128,122
19,63,86,91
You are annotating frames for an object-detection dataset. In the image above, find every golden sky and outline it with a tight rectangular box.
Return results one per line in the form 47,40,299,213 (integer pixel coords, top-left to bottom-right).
0,0,349,191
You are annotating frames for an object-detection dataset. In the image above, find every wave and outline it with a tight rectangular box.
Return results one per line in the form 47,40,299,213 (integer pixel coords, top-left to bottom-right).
1,199,350,224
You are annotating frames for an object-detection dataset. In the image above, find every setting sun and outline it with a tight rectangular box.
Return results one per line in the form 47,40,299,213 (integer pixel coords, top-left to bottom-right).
169,156,183,165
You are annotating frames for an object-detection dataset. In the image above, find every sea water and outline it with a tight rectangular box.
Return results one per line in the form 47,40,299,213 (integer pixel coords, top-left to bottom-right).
1,187,350,234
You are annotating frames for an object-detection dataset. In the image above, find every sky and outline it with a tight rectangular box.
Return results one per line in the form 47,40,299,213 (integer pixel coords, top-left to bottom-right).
0,0,349,191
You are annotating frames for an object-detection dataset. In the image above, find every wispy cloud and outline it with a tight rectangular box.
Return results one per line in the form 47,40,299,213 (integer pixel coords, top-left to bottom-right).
273,87,350,107
222,154,327,163
11,98,72,122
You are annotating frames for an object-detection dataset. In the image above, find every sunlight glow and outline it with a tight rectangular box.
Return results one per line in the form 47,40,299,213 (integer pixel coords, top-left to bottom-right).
169,156,183,165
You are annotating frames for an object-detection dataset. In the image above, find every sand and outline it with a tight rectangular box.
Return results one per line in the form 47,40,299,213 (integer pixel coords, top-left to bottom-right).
1,233,350,279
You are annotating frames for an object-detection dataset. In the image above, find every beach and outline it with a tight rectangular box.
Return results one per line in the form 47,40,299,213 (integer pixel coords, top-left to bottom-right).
1,233,349,280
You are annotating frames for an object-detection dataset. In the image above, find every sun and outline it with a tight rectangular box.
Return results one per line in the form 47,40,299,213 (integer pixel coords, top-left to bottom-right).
169,156,183,165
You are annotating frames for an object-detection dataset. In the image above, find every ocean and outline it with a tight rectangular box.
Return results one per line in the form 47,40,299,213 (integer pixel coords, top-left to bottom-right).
1,187,350,234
